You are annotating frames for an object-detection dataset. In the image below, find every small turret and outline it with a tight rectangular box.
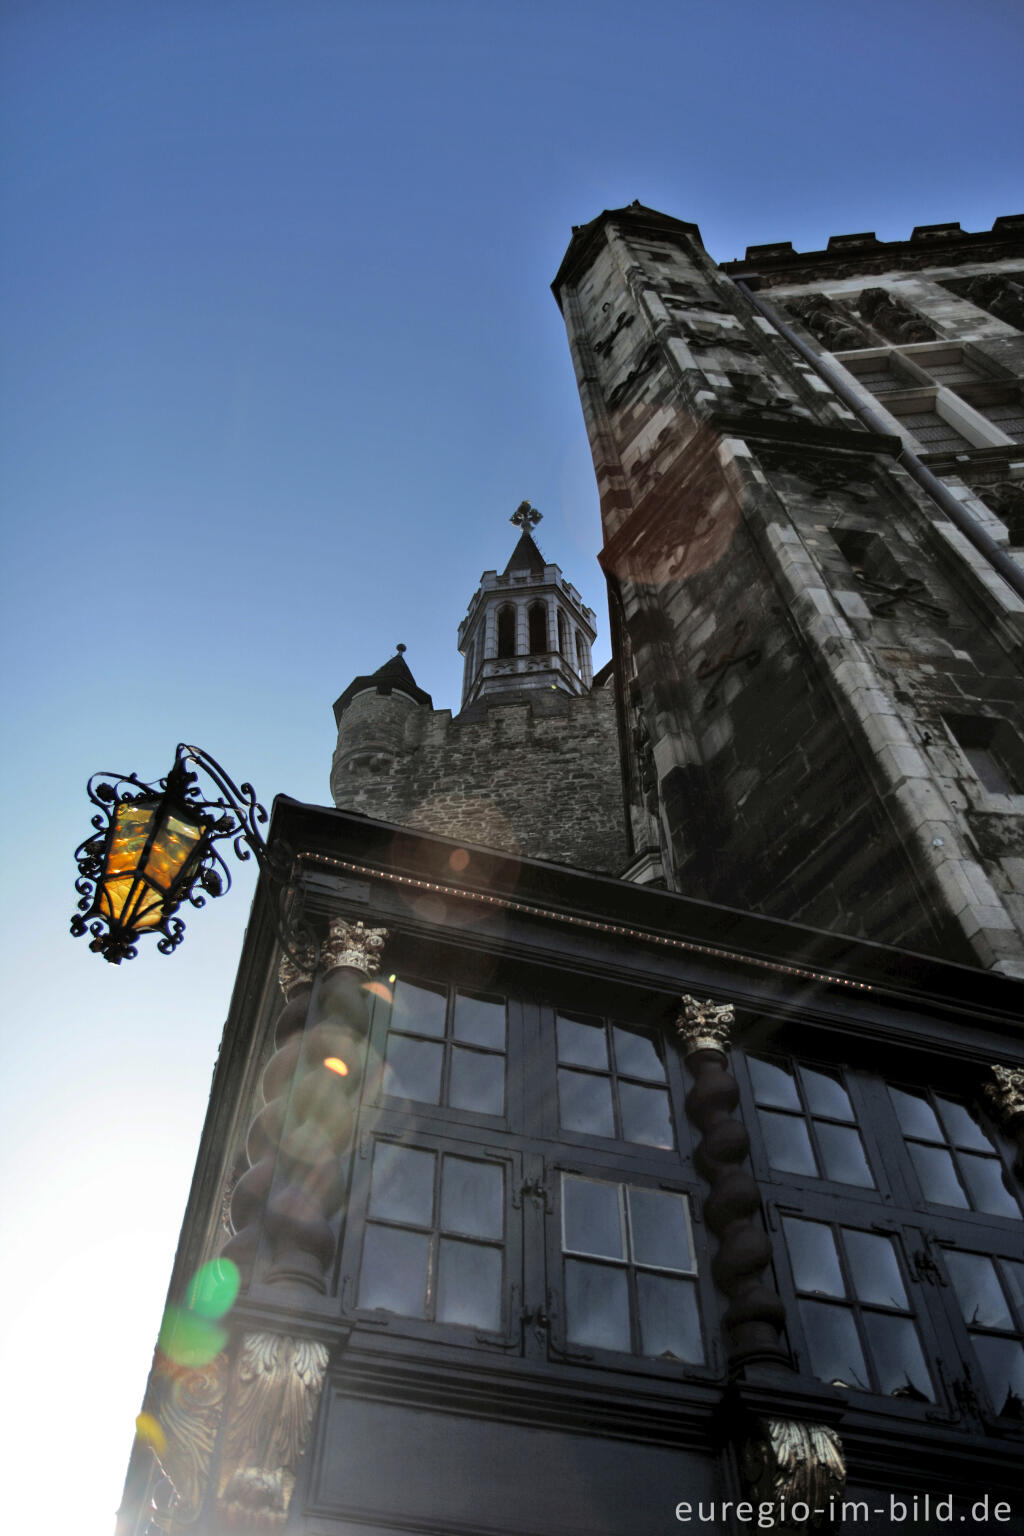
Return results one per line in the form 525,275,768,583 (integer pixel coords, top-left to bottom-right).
457,503,597,709
330,646,432,810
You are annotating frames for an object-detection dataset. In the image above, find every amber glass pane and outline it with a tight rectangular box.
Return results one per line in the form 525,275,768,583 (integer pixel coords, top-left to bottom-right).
146,811,205,890
98,875,137,924
120,878,165,930
107,803,156,876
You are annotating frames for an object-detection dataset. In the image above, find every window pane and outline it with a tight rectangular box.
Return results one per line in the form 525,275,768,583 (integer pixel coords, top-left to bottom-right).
565,1259,630,1351
391,979,447,1038
759,1110,818,1175
843,1230,908,1309
959,1154,1021,1219
817,1123,875,1187
619,1083,674,1148
557,1014,609,1068
908,1143,969,1208
359,1226,430,1317
612,1026,666,1082
1004,1260,1024,1318
973,1337,1024,1419
383,1034,443,1104
437,1239,502,1331
784,1219,844,1297
449,1047,505,1116
800,1066,854,1120
889,1086,943,1142
637,1273,703,1363
559,1068,615,1138
945,1251,1013,1330
935,1096,992,1152
748,1056,801,1110
628,1188,693,1273
453,992,505,1050
862,1314,934,1401
368,1143,435,1226
563,1177,623,1259
799,1300,869,1390
440,1156,503,1240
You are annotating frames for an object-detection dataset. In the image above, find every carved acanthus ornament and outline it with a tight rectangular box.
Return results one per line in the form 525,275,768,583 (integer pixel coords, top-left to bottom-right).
985,1064,1024,1136
320,917,388,977
216,1332,330,1531
143,1352,231,1526
675,993,734,1056
277,949,314,1000
741,1418,846,1530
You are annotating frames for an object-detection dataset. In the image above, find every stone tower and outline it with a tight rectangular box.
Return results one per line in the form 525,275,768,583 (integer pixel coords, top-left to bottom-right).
553,203,1024,973
330,509,627,874
457,501,596,707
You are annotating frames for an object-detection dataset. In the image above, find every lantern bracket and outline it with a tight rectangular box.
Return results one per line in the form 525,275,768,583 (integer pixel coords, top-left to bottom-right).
71,743,315,966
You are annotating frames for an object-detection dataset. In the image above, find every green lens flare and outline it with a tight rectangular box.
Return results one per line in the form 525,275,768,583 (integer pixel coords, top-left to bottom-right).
158,1305,228,1367
183,1258,240,1319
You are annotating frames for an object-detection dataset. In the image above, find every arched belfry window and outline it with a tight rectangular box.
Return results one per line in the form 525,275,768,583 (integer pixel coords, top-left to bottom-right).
528,602,547,656
557,611,568,656
497,605,516,658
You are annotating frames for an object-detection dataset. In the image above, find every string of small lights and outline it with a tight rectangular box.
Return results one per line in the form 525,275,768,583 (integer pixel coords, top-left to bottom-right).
298,852,873,992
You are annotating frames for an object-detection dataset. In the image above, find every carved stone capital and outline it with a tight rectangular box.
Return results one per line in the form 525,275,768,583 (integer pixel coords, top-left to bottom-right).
741,1417,846,1530
985,1064,1024,1131
675,993,735,1056
277,952,314,1000
321,918,388,977
143,1350,231,1526
217,1332,330,1530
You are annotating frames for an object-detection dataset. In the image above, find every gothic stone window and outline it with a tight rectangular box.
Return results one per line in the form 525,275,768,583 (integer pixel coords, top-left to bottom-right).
528,600,547,655
944,715,1024,798
837,344,1022,454
496,603,515,658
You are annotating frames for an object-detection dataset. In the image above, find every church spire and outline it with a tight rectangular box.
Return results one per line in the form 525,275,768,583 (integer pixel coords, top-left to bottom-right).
457,502,597,710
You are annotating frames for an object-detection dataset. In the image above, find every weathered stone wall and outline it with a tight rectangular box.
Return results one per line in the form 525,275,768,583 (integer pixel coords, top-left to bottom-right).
555,205,1024,971
331,686,628,875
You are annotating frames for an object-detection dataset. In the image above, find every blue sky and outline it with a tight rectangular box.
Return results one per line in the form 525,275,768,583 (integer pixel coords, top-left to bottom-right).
1,2,1021,1529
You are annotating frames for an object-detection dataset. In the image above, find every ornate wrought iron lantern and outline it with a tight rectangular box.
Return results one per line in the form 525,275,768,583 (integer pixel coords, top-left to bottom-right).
71,743,303,964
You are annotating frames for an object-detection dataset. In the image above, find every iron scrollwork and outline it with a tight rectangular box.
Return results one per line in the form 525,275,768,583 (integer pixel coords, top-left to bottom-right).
71,742,315,965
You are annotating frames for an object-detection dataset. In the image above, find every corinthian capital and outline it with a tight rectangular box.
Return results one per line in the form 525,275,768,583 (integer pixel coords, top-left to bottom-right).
321,918,388,977
277,951,315,1000
675,994,734,1057
985,1064,1024,1130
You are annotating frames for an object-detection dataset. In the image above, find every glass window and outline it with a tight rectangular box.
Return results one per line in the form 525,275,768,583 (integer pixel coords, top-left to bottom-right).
944,1249,1024,1421
889,1085,1020,1219
783,1217,932,1401
382,979,506,1118
748,1056,874,1188
561,1175,702,1362
556,1013,674,1149
359,1141,505,1334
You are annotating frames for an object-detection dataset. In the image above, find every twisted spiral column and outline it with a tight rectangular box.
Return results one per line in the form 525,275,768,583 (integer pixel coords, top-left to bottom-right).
676,995,790,1371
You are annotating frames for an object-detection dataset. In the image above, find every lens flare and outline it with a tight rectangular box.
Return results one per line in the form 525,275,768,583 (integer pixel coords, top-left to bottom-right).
158,1305,228,1368
362,979,394,1004
323,1056,349,1076
449,848,470,872
135,1412,167,1456
184,1257,240,1319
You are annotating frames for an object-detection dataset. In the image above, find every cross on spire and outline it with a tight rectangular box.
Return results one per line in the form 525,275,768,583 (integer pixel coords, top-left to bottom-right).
510,500,542,536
